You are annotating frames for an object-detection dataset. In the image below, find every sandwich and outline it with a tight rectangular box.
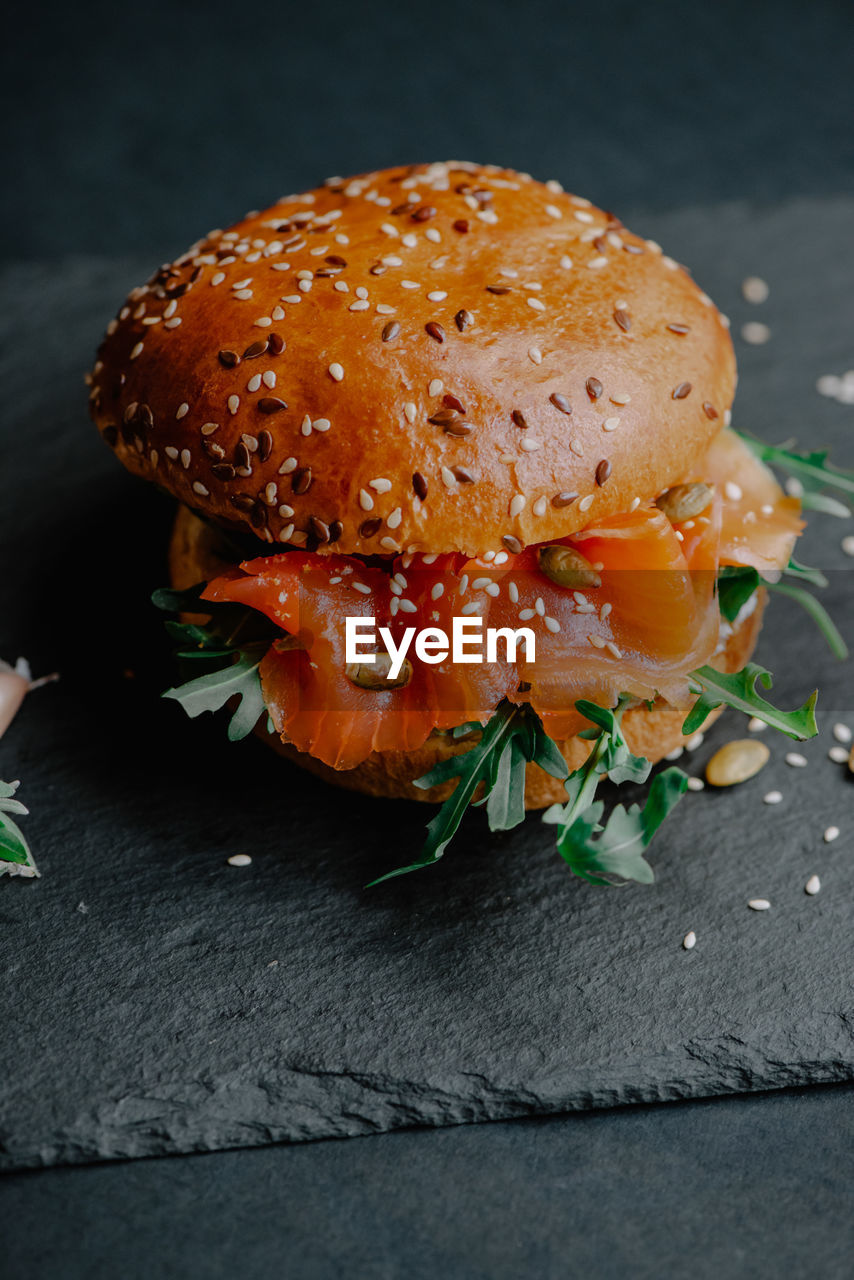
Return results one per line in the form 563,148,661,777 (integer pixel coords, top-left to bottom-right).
87,162,850,884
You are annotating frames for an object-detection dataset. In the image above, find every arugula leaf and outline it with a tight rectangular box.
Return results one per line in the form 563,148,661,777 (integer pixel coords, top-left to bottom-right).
738,434,854,498
366,701,568,885
683,663,818,740
765,581,849,660
554,768,688,886
798,490,851,519
717,566,761,623
154,584,277,741
0,781,39,878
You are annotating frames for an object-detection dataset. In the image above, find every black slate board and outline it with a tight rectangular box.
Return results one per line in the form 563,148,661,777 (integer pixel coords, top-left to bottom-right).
2,198,854,1171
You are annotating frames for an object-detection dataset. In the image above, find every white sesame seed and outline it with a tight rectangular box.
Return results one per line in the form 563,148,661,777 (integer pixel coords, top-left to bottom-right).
233,289,253,301
226,394,239,415
519,609,535,621
509,494,526,518
352,582,372,595
575,210,594,224
278,504,294,518
665,747,684,761
528,346,543,364
431,583,445,600
264,482,277,505
380,537,399,553
380,223,399,237
180,449,191,469
461,601,481,616
682,931,697,951
520,438,542,452
398,598,417,613
130,342,143,360
165,446,178,460
328,363,344,382
842,536,854,557
527,297,546,311
545,204,562,219
747,717,768,733
441,466,456,488
579,494,594,512
427,290,447,302
349,300,369,311
559,255,573,270
255,317,273,327
833,723,852,743
459,575,469,595
387,507,402,529
686,777,705,792
508,582,520,605
570,439,584,457
247,374,262,393
603,417,620,432
425,228,441,243
428,379,444,396
401,233,418,248
544,616,561,633
747,898,771,911
763,790,783,805
192,481,209,496
724,481,743,502
685,732,705,752
401,280,419,290
534,597,545,616
532,496,547,516
176,403,189,420
369,478,392,493
278,457,297,475
358,489,374,511
334,281,349,293
262,370,276,389
227,854,252,867
404,402,417,424
742,276,770,304
472,577,491,590
282,295,301,304
493,552,508,566
741,321,771,345
828,746,849,763
211,272,226,286
785,752,808,768
486,582,500,597
588,256,608,270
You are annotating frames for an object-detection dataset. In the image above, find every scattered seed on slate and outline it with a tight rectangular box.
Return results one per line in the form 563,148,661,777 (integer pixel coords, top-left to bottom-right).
805,875,821,896
748,899,771,911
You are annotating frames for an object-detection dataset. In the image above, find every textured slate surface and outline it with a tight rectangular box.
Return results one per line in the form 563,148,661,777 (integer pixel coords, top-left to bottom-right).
1,197,853,1171
5,1086,854,1280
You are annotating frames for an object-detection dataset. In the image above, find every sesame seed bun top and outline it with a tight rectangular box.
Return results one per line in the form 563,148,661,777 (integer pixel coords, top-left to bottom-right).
88,161,736,557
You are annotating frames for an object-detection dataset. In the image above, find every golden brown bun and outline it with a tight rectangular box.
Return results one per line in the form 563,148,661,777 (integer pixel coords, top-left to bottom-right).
169,504,764,809
92,162,735,559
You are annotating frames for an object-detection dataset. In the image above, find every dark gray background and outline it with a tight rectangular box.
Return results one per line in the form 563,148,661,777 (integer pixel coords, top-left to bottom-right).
3,1,854,1276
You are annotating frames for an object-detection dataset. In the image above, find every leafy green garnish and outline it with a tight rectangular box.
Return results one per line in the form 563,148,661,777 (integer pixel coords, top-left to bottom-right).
366,701,568,885
683,663,818,740
153,584,277,741
0,781,39,878
717,566,761,623
715,560,847,659
543,697,687,885
738,434,854,503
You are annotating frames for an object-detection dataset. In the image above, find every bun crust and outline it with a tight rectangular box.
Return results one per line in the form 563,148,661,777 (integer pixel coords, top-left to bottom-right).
169,504,764,809
92,162,735,558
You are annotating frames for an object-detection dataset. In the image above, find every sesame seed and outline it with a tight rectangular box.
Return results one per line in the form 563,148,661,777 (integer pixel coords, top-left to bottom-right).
527,297,546,312
431,583,445,600
180,449,191,469
588,256,608,269
509,494,526,518
358,489,374,511
427,290,447,302
398,598,417,613
404,402,417,424
211,272,226,286
130,342,143,360
227,854,252,867
247,374,262,393
824,826,840,843
165,446,178,460
255,317,273,327
401,280,420,290
742,321,771,345
228,395,240,415
263,370,276,389
278,457,297,474
176,403,189,420
544,616,561,633
724,481,743,502
532,496,547,516
829,746,849,763
387,507,402,529
545,204,562,219
369,477,392,493
833,723,852,743
192,481,209,496
575,210,594,224
329,363,344,381
519,609,535,621
520,438,541,452
461,601,481,616
841,536,854,557
747,717,767,733
686,778,704,792
603,417,620,432
805,875,821,896
785,752,808,768
579,494,594,512
349,300,369,311
282,295,301,304
441,467,456,488
742,276,770,303
682,932,697,951
763,791,783,805
429,379,444,396
352,582,372,595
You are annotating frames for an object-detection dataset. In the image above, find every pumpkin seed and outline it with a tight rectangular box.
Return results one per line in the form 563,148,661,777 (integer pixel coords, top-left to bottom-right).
705,738,770,787
655,482,713,522
346,652,412,690
538,545,602,589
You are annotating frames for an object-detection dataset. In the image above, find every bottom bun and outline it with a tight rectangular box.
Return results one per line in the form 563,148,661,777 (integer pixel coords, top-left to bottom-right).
169,504,766,809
